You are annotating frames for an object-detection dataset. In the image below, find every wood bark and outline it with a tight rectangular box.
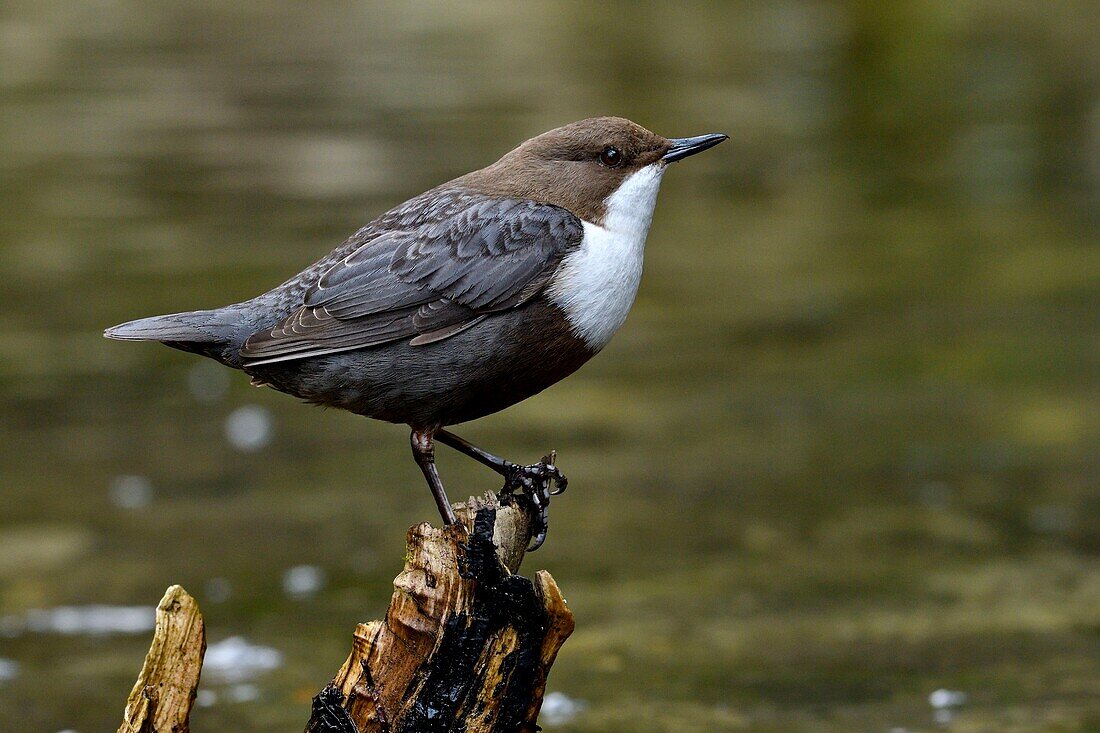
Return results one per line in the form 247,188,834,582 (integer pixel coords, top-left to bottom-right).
117,492,573,733
305,492,575,733
118,584,206,733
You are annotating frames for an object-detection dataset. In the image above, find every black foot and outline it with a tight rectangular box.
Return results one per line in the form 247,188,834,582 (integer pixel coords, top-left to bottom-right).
500,451,567,552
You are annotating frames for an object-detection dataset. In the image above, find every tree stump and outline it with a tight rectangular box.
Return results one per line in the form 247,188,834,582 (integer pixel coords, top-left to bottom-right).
305,492,574,733
117,492,573,733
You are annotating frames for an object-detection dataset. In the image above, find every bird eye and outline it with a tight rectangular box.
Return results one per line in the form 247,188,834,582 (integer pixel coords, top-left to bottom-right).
599,146,623,167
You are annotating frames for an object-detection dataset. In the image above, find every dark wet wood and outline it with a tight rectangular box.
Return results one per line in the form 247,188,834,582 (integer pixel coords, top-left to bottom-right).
306,492,574,733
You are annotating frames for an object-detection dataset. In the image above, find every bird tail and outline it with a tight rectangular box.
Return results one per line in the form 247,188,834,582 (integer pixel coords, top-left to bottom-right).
104,306,249,367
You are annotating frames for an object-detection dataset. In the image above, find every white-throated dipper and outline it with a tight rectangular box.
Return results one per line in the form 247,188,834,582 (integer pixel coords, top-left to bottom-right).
105,117,727,549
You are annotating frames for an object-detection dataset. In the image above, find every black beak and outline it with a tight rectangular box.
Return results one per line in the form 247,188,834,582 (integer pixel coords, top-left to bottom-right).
662,133,728,163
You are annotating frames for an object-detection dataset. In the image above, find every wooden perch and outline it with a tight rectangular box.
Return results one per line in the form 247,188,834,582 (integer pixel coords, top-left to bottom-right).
118,492,573,733
118,584,205,733
306,491,574,733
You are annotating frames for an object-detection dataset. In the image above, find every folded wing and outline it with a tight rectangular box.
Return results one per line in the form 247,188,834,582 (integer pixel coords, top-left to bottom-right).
239,192,583,365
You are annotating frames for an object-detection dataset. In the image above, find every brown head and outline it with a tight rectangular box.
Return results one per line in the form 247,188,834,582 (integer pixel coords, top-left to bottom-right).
460,116,727,224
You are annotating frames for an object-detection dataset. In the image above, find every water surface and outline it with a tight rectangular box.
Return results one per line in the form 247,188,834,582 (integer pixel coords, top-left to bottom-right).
0,2,1097,731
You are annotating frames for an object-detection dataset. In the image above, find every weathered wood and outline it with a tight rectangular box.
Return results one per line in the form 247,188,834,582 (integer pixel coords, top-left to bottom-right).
117,491,572,732
118,584,205,733
306,492,575,733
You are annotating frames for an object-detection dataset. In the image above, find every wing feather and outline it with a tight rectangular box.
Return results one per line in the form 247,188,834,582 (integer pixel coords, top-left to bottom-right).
239,191,582,364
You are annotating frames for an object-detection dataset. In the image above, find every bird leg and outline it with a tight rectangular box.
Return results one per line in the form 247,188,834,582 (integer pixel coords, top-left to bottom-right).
435,429,567,550
435,430,568,494
410,430,457,526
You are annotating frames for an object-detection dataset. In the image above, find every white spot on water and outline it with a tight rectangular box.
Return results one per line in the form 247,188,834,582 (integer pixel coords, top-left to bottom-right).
20,605,154,636
224,405,274,452
0,658,19,683
282,565,326,599
109,474,153,509
929,688,967,709
929,688,967,726
540,691,587,727
227,683,261,703
203,636,283,683
196,689,217,707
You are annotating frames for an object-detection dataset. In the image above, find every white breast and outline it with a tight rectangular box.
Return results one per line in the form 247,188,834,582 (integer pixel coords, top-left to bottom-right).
547,164,665,349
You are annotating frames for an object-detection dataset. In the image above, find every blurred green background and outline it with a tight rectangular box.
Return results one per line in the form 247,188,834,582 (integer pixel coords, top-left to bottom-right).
1,1,1097,731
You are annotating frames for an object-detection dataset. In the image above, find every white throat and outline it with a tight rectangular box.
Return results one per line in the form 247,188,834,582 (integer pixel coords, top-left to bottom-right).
547,163,665,349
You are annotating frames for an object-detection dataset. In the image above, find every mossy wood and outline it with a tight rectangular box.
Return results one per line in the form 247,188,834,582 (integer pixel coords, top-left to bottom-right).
117,493,573,733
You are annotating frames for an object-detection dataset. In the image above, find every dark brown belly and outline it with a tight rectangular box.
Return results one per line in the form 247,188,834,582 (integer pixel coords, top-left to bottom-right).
244,298,597,429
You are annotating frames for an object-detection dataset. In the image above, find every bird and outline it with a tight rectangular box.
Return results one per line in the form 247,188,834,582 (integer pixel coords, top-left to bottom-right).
105,116,727,549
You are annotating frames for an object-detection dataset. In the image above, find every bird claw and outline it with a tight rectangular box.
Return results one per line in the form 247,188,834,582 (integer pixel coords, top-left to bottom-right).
500,451,567,552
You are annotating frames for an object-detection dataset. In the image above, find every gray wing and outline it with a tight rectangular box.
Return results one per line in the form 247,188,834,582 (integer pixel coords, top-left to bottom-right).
239,193,583,365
